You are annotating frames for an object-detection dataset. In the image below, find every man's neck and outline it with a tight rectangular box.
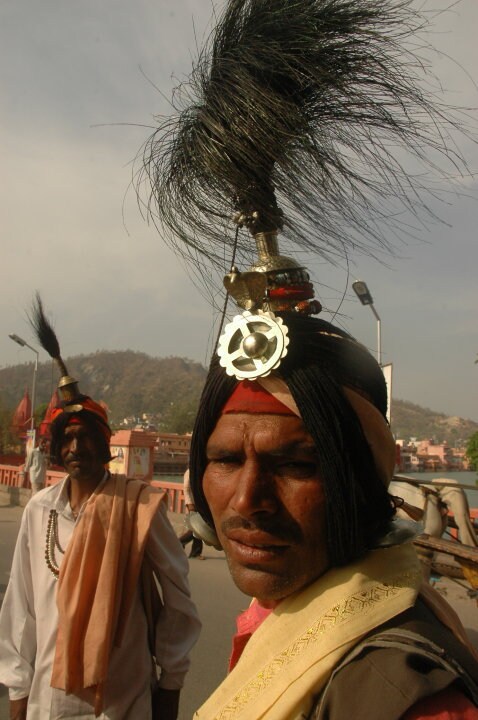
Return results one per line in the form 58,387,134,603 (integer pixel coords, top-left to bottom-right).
68,470,106,513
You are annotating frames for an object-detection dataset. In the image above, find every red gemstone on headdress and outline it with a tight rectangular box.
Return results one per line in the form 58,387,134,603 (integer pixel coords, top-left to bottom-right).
268,282,314,301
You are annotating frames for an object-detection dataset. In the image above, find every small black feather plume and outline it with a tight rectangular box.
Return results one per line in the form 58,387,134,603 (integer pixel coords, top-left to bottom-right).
137,0,474,275
29,293,68,377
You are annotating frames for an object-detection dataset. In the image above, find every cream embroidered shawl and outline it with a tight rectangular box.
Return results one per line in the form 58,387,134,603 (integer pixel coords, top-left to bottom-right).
195,543,422,720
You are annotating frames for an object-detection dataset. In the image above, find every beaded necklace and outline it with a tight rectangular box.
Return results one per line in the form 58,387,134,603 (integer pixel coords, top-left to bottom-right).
45,509,65,579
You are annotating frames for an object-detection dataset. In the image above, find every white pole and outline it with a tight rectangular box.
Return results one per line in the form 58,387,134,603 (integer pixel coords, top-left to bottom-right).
369,304,381,366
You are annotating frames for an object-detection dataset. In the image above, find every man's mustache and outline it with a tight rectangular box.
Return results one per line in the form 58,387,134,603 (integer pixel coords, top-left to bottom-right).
221,515,302,544
64,454,87,463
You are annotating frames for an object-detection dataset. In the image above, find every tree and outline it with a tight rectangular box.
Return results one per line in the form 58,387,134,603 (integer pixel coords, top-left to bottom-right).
0,399,15,455
34,402,49,426
160,398,199,434
465,432,478,472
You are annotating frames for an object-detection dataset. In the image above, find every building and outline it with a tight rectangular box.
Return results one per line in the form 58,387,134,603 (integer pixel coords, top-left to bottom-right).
153,432,192,475
396,438,470,472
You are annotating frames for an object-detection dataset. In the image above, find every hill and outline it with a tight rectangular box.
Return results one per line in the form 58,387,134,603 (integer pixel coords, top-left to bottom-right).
0,351,207,433
392,399,478,445
1,351,477,440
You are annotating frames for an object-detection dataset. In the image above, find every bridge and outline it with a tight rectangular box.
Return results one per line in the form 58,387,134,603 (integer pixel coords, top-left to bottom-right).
0,463,186,512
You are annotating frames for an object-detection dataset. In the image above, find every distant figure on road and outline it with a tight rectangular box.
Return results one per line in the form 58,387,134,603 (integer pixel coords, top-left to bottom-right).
179,470,204,559
24,437,49,495
0,297,200,720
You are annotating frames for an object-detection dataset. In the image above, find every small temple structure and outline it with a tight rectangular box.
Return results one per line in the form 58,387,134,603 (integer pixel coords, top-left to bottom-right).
11,389,32,439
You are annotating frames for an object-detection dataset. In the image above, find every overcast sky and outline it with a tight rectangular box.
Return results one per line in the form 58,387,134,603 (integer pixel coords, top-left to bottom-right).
1,0,477,423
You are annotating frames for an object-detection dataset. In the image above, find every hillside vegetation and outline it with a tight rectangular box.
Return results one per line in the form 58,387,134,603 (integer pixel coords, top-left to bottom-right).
392,399,478,445
1,351,477,441
0,351,207,433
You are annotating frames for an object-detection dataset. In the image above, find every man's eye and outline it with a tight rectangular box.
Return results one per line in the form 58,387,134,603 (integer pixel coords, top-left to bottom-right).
208,456,241,468
276,462,317,479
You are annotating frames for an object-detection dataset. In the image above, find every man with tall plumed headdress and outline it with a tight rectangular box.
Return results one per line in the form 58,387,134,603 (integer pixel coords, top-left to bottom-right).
138,0,478,717
0,296,201,720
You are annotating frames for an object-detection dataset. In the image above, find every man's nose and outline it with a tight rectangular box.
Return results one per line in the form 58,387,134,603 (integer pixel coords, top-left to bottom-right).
231,460,277,517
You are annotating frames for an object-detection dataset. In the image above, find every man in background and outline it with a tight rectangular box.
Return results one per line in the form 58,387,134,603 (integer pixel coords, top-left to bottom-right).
24,437,48,495
0,297,201,720
179,470,204,560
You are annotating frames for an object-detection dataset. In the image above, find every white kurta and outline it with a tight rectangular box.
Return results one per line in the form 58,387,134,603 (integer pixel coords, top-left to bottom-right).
0,476,201,719
24,447,48,487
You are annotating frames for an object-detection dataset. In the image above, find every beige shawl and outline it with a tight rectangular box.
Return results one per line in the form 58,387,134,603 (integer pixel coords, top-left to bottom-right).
194,543,422,720
51,473,166,715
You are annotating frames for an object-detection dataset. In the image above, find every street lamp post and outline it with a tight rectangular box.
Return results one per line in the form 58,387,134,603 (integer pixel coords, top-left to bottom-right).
8,333,39,432
352,280,381,366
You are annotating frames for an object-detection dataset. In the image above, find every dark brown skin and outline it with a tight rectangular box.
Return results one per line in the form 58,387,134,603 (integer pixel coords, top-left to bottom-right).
60,423,106,512
9,697,27,720
203,413,329,606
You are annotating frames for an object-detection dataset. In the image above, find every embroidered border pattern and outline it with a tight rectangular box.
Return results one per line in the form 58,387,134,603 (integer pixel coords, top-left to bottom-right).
214,571,418,719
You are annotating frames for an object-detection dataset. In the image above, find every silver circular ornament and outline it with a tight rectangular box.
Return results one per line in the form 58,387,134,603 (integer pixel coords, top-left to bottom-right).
217,310,289,380
242,332,270,358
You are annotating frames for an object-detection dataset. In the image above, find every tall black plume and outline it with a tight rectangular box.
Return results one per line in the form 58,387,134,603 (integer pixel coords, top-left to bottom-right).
137,0,473,274
29,293,69,377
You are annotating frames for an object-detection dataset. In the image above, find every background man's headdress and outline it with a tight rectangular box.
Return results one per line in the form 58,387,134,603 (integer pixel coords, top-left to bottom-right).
29,294,111,460
30,293,81,405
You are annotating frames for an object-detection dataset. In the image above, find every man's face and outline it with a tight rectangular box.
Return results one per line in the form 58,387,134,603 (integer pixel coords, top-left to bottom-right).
60,422,105,482
203,413,329,605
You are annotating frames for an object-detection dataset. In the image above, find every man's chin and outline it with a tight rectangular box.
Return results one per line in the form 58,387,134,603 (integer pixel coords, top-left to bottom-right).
66,464,89,481
227,562,298,604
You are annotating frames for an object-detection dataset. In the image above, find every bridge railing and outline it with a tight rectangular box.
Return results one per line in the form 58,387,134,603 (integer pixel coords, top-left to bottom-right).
0,463,185,513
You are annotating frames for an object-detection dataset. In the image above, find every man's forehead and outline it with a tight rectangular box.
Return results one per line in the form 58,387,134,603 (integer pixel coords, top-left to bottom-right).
63,420,89,435
207,412,316,449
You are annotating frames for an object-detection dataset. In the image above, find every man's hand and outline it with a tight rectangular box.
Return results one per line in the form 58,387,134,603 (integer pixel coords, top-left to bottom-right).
152,687,180,720
10,697,28,720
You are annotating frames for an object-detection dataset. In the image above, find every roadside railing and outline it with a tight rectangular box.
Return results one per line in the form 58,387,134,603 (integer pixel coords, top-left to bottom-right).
0,463,185,513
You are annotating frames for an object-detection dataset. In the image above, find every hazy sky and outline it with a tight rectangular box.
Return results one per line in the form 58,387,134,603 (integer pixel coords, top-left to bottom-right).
1,0,477,423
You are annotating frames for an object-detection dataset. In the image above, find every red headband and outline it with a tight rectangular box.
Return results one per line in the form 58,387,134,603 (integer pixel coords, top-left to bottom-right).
221,380,295,415
51,397,111,442
221,377,395,486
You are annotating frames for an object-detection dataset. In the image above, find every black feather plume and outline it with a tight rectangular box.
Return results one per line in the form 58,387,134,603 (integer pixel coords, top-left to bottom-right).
137,0,473,273
29,293,69,377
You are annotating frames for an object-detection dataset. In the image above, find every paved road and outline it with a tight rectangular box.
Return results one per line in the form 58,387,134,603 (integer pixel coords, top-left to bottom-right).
0,502,248,720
